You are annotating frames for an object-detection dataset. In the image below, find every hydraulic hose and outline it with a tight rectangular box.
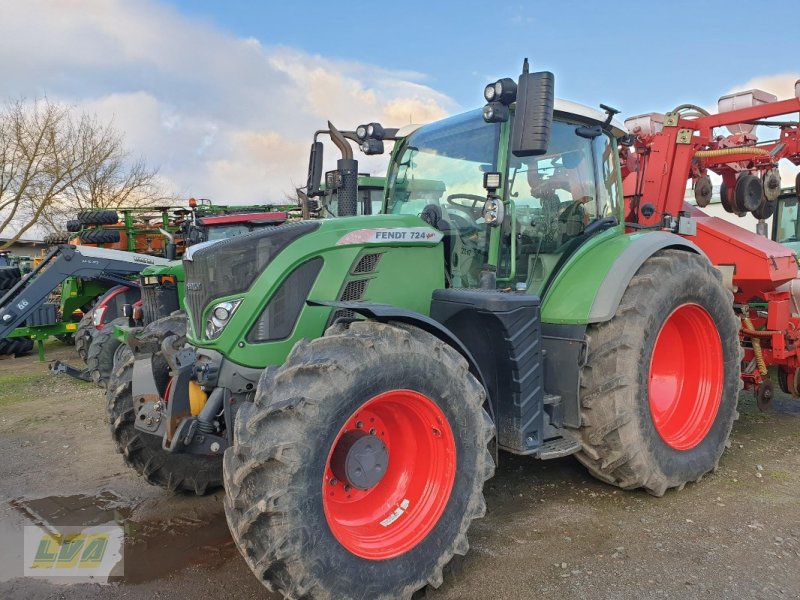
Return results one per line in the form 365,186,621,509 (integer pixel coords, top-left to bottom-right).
742,316,768,376
695,147,770,159
672,103,711,117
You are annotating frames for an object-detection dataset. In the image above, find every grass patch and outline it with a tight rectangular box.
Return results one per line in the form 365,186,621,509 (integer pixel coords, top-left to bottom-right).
0,372,61,407
0,371,90,408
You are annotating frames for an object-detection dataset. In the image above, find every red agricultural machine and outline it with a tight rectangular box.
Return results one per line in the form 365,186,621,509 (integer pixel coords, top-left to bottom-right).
621,85,800,409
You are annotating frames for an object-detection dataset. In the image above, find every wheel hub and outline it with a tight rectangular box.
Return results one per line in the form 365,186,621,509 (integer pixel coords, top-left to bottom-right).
648,303,723,450
330,431,388,490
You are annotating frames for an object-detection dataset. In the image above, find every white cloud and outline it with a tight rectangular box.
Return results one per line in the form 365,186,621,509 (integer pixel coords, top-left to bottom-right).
0,0,456,203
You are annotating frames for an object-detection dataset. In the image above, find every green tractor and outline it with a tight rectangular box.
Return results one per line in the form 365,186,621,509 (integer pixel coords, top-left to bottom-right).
108,64,742,598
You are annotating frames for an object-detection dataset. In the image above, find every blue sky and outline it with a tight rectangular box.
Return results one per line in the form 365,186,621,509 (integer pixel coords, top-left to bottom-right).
2,1,797,203
165,0,800,115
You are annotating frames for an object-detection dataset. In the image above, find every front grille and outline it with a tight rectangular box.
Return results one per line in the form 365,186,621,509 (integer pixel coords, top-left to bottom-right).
141,283,180,326
184,221,319,339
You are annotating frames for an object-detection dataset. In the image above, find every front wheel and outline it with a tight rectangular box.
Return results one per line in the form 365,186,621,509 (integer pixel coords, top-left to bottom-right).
224,321,494,599
106,314,221,495
574,250,741,496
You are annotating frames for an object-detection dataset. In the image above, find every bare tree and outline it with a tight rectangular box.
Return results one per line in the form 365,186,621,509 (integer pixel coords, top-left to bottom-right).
0,99,170,248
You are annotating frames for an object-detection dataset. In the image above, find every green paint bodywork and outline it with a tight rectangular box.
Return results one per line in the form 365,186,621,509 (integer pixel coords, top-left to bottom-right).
185,214,444,368
539,226,632,324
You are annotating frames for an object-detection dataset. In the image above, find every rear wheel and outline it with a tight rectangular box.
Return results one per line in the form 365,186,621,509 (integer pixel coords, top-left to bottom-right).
75,311,95,363
224,321,494,599
87,317,128,389
106,314,221,495
574,250,740,496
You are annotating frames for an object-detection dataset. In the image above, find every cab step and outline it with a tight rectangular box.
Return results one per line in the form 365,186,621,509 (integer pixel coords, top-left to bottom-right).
538,436,582,460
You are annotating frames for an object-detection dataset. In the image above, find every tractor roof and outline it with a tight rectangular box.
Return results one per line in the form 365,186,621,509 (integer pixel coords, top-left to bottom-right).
395,99,626,140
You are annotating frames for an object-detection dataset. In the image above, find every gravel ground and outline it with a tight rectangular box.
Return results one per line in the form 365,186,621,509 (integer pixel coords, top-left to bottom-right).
0,343,798,599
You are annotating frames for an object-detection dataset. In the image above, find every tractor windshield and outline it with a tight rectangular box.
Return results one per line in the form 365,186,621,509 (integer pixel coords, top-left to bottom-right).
386,110,500,287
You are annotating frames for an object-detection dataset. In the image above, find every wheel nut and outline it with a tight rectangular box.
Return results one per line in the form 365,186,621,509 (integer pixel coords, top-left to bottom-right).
210,442,221,453
329,478,338,486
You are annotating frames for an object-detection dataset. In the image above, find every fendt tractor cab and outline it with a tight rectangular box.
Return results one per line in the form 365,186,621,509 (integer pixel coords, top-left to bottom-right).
107,60,800,598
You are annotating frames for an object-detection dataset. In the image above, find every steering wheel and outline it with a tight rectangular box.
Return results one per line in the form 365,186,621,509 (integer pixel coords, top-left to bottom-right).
446,193,486,218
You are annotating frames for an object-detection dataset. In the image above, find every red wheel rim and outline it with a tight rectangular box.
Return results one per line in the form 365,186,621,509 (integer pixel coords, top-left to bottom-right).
322,389,456,560
648,303,723,450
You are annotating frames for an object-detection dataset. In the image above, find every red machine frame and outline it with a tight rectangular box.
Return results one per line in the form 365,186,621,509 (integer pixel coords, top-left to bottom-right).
622,92,800,404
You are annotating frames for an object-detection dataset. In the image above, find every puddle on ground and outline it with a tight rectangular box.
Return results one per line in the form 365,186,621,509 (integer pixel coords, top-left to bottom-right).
1,490,238,586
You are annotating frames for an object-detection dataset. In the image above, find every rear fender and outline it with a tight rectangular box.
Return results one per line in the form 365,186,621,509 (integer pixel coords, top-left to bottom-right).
541,231,703,325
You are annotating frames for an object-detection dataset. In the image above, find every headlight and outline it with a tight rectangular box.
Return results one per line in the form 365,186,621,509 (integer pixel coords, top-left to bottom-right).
484,83,496,102
482,197,505,227
205,299,242,339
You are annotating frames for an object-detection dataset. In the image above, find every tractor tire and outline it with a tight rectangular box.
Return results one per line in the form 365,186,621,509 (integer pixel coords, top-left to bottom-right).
0,337,34,357
223,321,495,600
573,250,741,496
77,210,118,226
44,231,72,246
106,314,219,495
87,317,128,389
0,266,21,290
75,311,96,363
79,229,121,245
66,219,82,232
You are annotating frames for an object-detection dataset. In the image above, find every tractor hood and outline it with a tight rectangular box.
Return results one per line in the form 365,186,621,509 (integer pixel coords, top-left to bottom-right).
183,214,444,358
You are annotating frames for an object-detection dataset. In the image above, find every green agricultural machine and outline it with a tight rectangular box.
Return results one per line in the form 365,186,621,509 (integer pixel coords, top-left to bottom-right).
105,61,800,598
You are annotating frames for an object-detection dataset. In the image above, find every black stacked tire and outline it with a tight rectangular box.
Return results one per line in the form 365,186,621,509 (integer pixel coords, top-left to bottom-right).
573,250,741,496
87,317,129,389
79,229,120,245
224,321,495,599
75,311,95,363
106,314,220,495
66,219,82,232
0,266,21,290
0,338,34,356
77,210,118,225
44,231,72,246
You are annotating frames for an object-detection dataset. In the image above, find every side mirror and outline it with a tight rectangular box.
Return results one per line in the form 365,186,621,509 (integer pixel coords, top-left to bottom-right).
306,141,324,197
511,69,555,158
